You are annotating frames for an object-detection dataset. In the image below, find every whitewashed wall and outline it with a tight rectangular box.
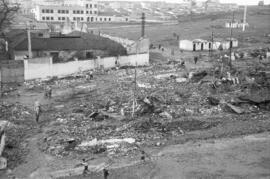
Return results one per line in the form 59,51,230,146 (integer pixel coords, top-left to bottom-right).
24,53,149,80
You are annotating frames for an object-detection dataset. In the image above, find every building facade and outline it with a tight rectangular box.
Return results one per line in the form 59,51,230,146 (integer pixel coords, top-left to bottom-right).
32,0,129,23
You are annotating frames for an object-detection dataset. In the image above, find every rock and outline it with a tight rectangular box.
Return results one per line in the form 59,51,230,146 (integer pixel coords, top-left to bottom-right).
176,78,188,83
0,157,7,169
6,169,12,175
207,96,220,106
159,111,173,120
225,103,245,114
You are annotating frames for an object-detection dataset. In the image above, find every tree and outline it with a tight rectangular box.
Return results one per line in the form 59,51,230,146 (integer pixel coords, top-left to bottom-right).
0,0,19,34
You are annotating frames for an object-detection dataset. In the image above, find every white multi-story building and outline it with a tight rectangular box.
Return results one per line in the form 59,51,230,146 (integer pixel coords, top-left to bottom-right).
32,0,129,23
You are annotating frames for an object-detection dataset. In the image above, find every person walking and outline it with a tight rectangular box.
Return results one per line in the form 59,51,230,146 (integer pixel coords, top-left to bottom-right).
34,100,41,123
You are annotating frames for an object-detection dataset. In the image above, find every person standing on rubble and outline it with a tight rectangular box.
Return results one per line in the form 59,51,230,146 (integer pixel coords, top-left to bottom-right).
194,56,198,64
89,70,93,80
103,168,109,179
82,158,89,176
44,86,52,99
34,100,41,123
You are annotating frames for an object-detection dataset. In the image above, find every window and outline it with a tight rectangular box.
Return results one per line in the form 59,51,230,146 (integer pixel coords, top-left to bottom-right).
42,9,45,13
42,17,45,20
104,18,106,21
62,17,65,20
90,4,92,8
94,11,97,14
100,18,102,21
86,4,88,8
77,17,80,21
73,17,76,21
58,17,61,20
46,16,50,20
51,17,54,20
73,10,76,14
94,4,97,8
46,9,49,13
58,10,61,13
81,10,84,14
77,10,80,14
62,10,65,14
50,10,53,13
109,18,111,21
66,10,69,14
81,17,84,21
90,11,92,14
86,11,88,14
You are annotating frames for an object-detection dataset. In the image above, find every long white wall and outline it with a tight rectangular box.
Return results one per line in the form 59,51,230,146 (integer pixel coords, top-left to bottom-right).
24,53,149,80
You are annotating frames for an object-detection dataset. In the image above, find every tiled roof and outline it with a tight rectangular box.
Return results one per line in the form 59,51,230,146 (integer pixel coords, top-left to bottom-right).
14,32,126,52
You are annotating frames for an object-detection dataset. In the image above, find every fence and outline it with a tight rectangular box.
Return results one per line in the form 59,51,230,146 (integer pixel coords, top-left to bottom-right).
24,53,149,80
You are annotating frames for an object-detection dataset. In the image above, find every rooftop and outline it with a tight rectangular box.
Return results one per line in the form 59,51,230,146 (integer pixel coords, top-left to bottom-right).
14,32,126,53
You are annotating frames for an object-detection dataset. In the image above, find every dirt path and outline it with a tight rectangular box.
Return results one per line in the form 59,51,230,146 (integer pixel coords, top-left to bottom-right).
149,132,270,179
13,131,52,178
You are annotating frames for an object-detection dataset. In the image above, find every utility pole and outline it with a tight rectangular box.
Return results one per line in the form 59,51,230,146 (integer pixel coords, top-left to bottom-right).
132,63,137,118
141,12,145,38
229,11,234,70
26,21,33,59
209,29,214,58
242,5,247,32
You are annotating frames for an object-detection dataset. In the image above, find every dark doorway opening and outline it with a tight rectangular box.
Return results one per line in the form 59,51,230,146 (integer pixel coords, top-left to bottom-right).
193,43,196,51
50,52,59,63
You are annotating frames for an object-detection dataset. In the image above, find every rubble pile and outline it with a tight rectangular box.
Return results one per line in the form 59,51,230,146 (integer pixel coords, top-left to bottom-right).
38,61,270,159
0,102,34,168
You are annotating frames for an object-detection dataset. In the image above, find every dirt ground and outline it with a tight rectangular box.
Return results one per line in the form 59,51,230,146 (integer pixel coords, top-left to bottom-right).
96,6,270,48
0,5,269,179
65,132,270,179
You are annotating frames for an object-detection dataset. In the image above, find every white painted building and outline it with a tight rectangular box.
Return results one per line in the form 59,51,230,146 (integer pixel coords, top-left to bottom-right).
32,0,129,23
179,38,238,51
225,21,249,29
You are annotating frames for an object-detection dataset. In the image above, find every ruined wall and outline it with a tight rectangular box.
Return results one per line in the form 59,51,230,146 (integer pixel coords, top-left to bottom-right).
126,38,150,54
100,33,149,55
100,33,134,48
24,53,149,80
0,60,24,84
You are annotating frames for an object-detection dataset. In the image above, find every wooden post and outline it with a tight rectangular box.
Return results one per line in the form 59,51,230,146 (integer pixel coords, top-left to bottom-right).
27,21,33,59
229,11,234,70
242,5,247,32
132,63,137,118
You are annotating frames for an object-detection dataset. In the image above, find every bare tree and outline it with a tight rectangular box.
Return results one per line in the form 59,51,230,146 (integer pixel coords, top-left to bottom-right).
0,0,19,34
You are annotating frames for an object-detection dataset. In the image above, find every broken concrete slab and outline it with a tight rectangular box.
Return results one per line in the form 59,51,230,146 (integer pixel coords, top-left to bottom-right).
176,78,188,83
78,138,135,148
99,110,125,121
225,103,245,114
0,157,7,170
